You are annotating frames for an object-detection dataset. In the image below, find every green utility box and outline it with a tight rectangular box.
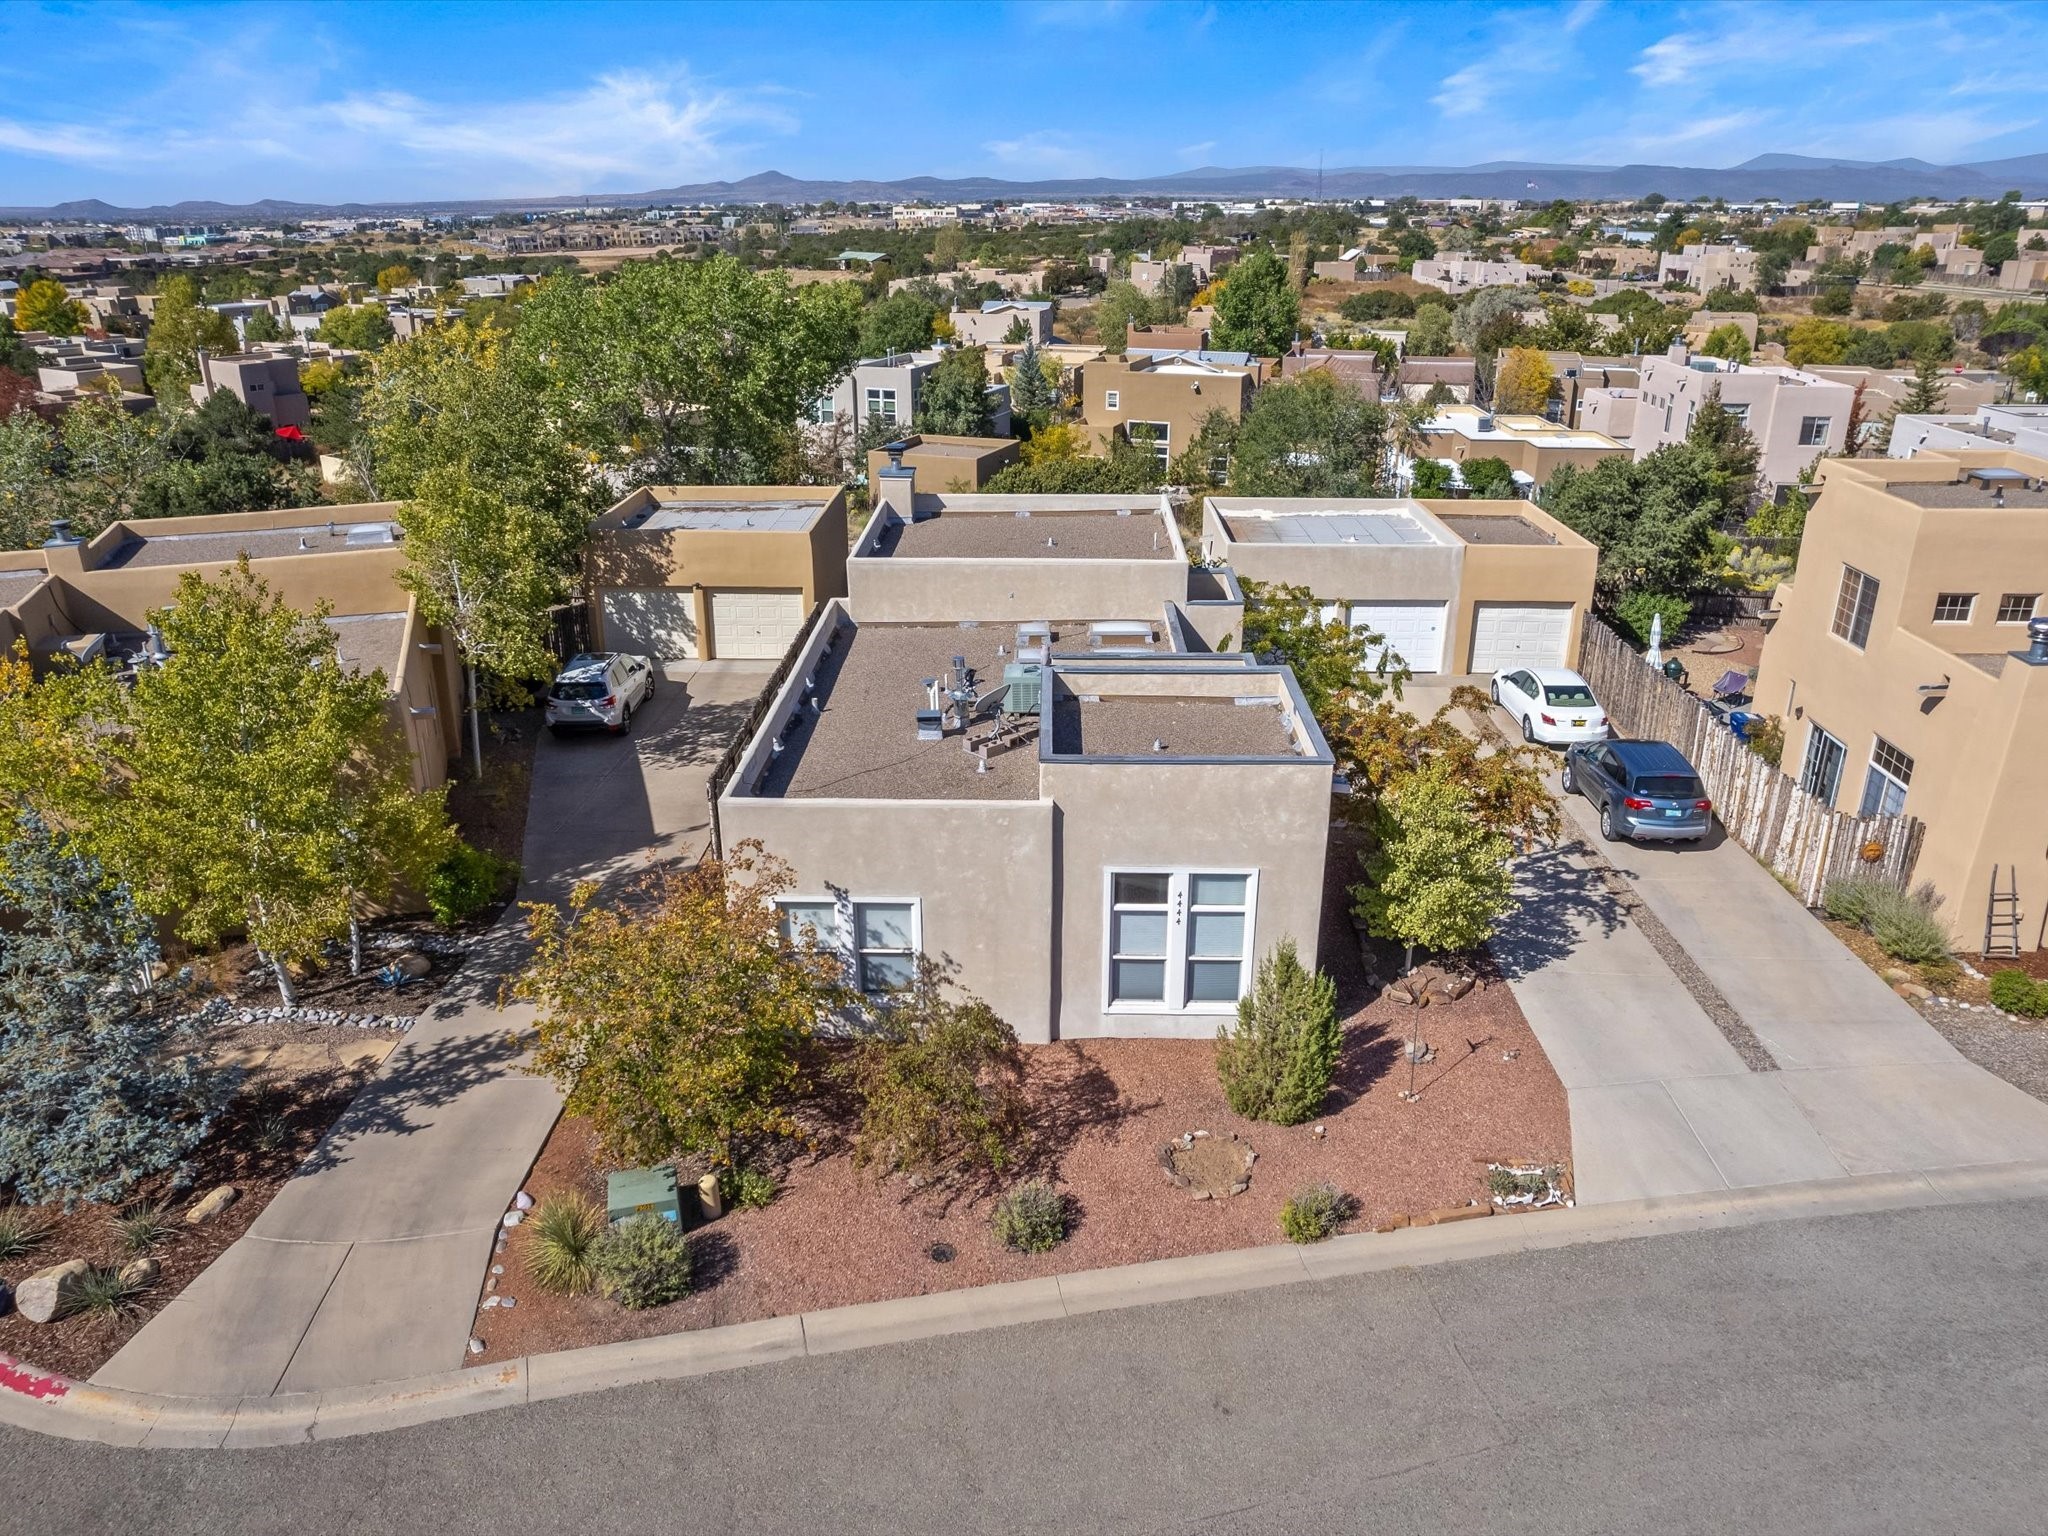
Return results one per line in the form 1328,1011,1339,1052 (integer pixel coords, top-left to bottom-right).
606,1165,682,1225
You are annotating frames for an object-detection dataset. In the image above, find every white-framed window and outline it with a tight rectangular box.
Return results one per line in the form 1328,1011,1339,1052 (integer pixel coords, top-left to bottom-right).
1997,592,2040,624
865,387,898,423
1831,564,1878,648
1798,415,1832,446
1104,389,1121,411
1800,724,1847,806
1104,869,1255,1012
1858,737,1914,817
806,395,836,426
1932,592,1976,623
854,901,917,994
777,896,920,995
1721,401,1751,427
1126,421,1171,464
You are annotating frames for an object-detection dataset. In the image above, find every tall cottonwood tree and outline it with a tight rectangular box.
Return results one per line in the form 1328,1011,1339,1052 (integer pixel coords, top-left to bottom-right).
367,322,596,775
515,256,862,484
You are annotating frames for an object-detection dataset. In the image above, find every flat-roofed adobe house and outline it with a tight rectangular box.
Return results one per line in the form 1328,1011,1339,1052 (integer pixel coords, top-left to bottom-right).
717,473,1330,1042
0,505,462,791
1201,496,1597,676
584,484,852,662
1752,450,2048,948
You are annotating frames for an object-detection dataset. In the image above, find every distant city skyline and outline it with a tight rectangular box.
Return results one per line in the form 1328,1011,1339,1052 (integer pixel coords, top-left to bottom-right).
0,0,2042,206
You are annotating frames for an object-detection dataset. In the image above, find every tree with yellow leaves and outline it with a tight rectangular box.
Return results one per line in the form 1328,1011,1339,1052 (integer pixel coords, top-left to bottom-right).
1492,346,1556,415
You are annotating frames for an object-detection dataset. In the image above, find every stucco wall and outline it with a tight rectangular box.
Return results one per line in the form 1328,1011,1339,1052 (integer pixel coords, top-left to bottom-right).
1418,500,1597,673
1203,501,1462,603
1040,757,1332,1038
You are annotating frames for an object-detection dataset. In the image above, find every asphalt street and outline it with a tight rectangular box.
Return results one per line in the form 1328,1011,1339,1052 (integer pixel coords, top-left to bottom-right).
11,1195,2048,1535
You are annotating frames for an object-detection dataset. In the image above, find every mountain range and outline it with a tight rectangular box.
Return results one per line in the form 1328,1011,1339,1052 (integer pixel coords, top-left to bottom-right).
6,154,2047,223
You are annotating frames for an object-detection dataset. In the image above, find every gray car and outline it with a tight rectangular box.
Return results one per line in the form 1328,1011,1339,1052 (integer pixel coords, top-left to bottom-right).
544,652,656,736
1562,738,1713,844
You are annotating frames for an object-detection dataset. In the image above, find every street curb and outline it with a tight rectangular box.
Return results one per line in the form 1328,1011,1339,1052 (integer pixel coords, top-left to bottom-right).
9,1159,2048,1449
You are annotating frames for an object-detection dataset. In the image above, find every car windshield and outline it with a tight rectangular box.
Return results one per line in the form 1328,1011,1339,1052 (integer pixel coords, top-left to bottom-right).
552,680,607,701
1543,683,1598,707
1634,774,1703,799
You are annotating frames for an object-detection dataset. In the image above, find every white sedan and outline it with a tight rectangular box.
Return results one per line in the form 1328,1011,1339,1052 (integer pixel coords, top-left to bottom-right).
1490,665,1609,746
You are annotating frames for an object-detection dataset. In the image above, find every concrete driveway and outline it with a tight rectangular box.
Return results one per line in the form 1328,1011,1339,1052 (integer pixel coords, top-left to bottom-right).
1496,724,2048,1204
96,660,775,1399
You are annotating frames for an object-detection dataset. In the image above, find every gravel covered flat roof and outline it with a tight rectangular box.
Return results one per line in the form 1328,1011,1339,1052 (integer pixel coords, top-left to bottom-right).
1437,513,1557,546
871,508,1175,560
756,623,1046,801
1052,696,1296,758
324,612,409,681
0,568,49,608
1886,480,2048,509
100,519,399,569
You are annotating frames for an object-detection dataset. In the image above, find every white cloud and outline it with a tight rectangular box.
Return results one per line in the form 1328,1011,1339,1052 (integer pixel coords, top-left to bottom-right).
0,65,794,195
980,131,1106,177
1177,139,1218,161
1434,4,1597,119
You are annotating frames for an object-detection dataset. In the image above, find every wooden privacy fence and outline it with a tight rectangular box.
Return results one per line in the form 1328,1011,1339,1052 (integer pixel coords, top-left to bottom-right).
1577,619,1924,905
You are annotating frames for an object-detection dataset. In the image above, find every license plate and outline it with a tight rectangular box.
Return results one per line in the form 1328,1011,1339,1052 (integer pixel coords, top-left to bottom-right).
1664,808,1683,818
1571,718,1586,727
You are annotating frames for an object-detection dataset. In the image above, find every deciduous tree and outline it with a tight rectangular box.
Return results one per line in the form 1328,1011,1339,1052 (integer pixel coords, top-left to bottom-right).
143,275,238,398
1210,248,1300,356
1492,346,1555,414
1353,758,1516,971
913,344,995,437
515,846,849,1168
15,279,90,336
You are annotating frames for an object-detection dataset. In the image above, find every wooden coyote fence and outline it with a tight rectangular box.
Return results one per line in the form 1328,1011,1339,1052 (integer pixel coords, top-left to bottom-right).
1576,619,1924,905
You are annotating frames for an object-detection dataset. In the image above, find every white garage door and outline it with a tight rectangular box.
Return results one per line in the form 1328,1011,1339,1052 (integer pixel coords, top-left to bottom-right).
1470,602,1574,672
709,589,805,660
1346,601,1447,674
602,587,698,660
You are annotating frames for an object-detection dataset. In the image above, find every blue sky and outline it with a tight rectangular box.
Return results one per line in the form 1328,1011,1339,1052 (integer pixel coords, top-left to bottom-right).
1,0,2042,206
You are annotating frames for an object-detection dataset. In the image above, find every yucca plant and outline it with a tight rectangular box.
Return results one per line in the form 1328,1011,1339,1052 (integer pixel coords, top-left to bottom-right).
524,1192,606,1296
72,1265,146,1319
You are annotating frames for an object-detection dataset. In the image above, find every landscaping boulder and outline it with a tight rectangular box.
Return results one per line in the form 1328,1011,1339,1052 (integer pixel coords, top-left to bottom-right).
184,1185,239,1225
117,1257,159,1290
1895,982,1933,1002
1428,974,1475,1004
1382,978,1422,1007
396,952,433,979
17,1260,89,1323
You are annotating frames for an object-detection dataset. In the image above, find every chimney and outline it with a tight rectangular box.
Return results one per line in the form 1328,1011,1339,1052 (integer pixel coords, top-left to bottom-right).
877,439,918,522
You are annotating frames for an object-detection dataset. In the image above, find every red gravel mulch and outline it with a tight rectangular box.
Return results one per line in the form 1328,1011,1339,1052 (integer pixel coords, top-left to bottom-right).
473,826,1571,1363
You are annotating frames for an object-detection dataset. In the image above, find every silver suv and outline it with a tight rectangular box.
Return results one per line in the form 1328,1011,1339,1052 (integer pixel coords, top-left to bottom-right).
545,652,656,736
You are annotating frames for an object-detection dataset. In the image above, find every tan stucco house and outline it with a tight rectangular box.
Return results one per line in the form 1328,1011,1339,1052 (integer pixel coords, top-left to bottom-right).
1414,405,1628,490
1201,496,1597,675
585,485,851,662
0,505,462,791
1074,352,1259,468
717,475,1330,1042
1752,451,2048,947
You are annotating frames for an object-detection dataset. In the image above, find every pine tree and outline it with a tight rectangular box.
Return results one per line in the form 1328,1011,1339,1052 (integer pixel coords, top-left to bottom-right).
1215,940,1340,1126
1008,336,1055,426
1685,383,1761,518
0,812,234,1208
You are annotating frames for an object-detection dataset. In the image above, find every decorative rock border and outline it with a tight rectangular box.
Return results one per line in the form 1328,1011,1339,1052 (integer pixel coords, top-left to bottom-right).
227,1006,417,1031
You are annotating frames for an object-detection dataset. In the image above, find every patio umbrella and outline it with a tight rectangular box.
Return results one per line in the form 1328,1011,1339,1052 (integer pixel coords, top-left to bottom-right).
1646,611,1664,668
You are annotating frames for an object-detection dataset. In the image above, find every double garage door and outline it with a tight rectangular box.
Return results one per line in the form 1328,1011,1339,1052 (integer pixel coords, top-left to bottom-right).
600,587,805,661
1469,602,1573,672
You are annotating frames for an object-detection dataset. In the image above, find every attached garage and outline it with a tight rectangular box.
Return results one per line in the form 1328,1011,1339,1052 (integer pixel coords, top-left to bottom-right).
602,587,699,660
708,589,806,660
1344,601,1447,674
1470,601,1574,672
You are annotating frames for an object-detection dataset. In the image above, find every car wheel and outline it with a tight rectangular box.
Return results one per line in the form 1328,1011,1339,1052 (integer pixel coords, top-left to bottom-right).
1489,679,1500,703
614,703,633,735
1599,804,1622,843
548,725,564,739
1561,760,1576,795
1520,712,1535,743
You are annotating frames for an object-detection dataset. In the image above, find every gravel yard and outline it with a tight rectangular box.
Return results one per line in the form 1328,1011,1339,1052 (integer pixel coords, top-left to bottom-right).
472,826,1571,1363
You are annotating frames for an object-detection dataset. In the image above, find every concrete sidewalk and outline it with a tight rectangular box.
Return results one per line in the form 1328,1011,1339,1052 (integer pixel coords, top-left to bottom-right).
96,663,772,1399
1501,786,2048,1205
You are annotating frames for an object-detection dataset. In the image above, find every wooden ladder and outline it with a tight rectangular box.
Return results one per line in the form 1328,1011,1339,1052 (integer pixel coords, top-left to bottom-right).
1985,864,2024,958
